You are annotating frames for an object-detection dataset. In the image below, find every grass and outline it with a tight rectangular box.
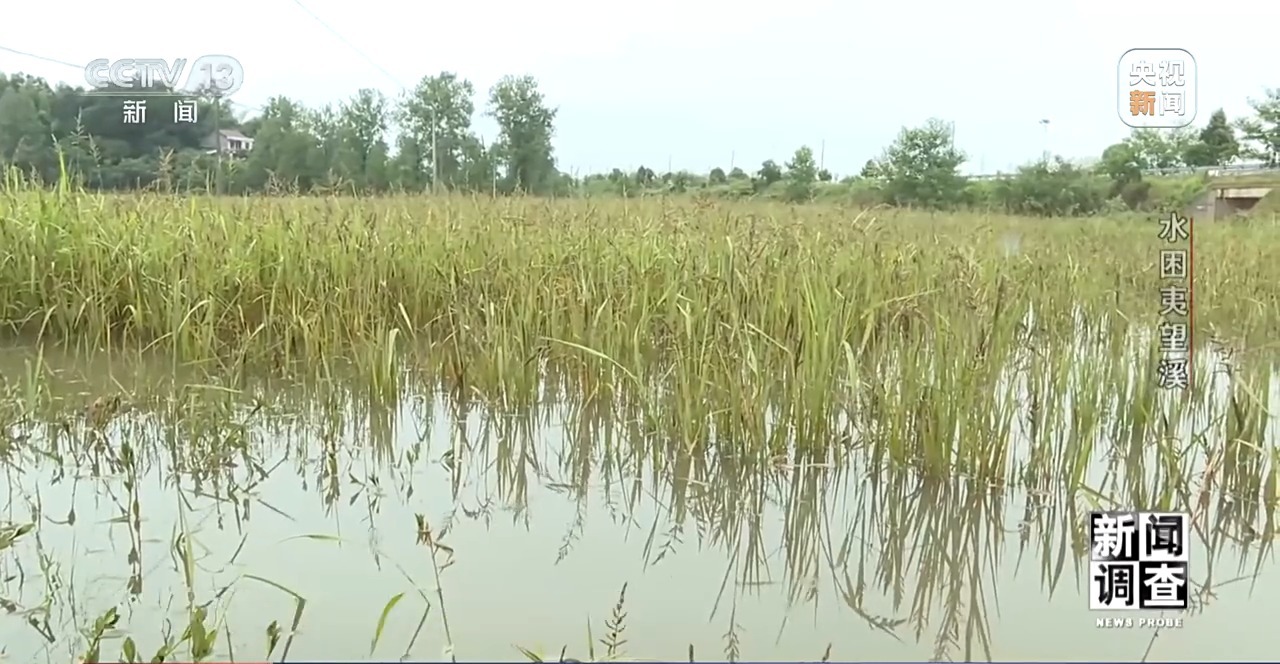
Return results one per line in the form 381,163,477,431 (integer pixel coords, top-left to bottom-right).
1209,172,1280,188
2,186,1279,481
0,183,1279,660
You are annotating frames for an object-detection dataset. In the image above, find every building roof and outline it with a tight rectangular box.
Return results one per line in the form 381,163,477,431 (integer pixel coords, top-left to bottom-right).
214,128,250,140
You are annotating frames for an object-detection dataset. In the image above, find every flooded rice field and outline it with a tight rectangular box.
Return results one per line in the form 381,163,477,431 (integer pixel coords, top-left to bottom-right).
1,340,1277,663
2,194,1280,661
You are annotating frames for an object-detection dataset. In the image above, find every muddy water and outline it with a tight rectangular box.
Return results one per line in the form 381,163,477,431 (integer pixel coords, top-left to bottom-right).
0,345,1277,662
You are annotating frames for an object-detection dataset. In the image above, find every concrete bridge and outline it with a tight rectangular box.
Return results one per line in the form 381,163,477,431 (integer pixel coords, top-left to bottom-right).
966,162,1280,221
967,162,1280,183
1186,181,1275,222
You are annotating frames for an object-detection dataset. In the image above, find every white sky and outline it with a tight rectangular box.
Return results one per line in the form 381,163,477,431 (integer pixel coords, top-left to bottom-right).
2,0,1277,176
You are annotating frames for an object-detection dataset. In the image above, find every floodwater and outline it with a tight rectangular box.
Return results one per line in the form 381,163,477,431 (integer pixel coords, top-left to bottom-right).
1,345,1277,662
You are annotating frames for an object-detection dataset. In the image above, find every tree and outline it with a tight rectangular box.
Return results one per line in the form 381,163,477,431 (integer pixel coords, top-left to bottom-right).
307,105,343,188
783,145,818,202
1096,141,1144,187
331,89,390,191
1237,89,1280,167
3,64,1275,209
873,119,966,208
667,171,692,193
1182,109,1239,167
0,72,233,190
756,159,782,187
1126,129,1187,170
391,134,427,191
1093,139,1154,208
242,96,318,191
458,135,495,192
0,86,52,176
399,73,478,190
489,75,558,194
996,158,1107,217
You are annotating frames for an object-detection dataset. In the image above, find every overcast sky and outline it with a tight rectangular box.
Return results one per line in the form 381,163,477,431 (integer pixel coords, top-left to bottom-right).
2,0,1277,177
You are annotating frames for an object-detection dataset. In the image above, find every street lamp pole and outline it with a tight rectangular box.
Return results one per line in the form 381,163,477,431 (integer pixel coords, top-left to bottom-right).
1039,118,1051,163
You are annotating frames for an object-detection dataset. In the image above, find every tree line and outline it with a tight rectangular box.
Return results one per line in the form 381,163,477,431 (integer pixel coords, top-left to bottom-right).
0,71,560,195
1,69,1278,216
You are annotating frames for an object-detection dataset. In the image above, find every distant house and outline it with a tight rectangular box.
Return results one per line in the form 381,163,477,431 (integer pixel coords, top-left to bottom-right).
203,129,254,157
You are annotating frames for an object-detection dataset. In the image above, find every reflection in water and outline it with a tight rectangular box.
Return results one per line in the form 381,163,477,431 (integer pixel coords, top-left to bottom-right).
0,342,1277,662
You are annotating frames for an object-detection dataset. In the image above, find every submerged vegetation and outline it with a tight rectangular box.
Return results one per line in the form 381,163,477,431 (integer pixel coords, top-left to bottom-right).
1,185,1279,661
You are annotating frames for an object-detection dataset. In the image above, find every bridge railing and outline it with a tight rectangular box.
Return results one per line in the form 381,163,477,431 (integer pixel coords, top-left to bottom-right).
965,162,1280,181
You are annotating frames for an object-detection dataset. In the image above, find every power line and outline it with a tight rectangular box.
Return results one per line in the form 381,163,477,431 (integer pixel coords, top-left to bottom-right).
0,45,81,70
282,0,438,189
287,0,405,89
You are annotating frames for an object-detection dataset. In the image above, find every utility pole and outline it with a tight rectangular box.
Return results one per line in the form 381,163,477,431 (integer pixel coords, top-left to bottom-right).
213,89,222,195
819,140,825,171
430,106,439,194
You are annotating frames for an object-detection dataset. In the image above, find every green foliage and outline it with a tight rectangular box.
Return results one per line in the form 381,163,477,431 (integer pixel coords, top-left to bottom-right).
1237,89,1280,167
0,69,559,196
1088,112,1256,213
1117,179,1152,211
783,146,818,202
399,72,478,190
725,177,756,199
1127,128,1189,169
869,119,966,209
489,75,558,194
0,67,1277,214
1097,141,1144,189
0,72,234,191
755,160,782,188
1184,109,1239,166
994,159,1108,217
